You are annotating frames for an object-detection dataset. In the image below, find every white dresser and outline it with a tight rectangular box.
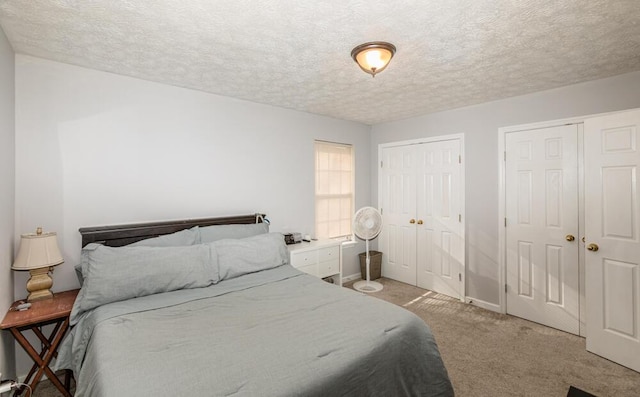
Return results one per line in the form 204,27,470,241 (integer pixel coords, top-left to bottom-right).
287,240,342,285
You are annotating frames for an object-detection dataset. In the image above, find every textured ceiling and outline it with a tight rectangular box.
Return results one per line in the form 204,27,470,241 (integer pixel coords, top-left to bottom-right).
1,1,639,125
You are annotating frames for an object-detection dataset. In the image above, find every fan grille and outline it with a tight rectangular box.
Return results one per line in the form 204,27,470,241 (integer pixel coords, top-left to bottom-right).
353,207,382,240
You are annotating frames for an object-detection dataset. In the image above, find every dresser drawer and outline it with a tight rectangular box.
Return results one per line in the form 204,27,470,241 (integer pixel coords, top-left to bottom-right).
318,246,339,262
296,263,319,277
318,259,339,278
290,251,316,268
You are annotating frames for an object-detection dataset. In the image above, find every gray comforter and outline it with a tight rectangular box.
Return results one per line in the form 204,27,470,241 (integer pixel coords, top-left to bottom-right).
56,265,453,396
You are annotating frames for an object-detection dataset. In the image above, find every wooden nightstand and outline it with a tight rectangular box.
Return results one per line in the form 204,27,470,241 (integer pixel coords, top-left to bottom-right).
0,289,79,397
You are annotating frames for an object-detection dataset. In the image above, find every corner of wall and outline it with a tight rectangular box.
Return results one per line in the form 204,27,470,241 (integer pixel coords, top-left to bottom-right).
0,24,16,379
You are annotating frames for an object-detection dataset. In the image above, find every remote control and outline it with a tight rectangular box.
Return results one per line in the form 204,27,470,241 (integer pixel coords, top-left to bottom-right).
15,302,31,311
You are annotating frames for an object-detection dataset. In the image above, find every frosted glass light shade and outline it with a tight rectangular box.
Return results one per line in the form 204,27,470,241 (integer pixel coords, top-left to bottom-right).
351,42,396,77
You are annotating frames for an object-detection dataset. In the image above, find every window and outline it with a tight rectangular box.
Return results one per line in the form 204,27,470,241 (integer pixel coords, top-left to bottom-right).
315,140,354,240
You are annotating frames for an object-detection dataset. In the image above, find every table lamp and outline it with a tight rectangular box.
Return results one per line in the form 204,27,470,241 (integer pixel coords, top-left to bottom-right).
12,227,64,302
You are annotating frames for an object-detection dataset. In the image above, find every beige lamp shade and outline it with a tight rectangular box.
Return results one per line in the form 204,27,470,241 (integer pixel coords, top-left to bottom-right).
12,228,64,270
351,42,396,77
12,227,64,302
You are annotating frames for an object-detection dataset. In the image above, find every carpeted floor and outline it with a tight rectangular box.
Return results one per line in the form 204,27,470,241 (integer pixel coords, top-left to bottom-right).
33,278,640,396
345,278,640,397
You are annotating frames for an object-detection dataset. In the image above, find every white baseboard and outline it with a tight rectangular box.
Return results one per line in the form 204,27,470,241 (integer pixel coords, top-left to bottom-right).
343,274,500,313
341,273,361,283
465,296,501,313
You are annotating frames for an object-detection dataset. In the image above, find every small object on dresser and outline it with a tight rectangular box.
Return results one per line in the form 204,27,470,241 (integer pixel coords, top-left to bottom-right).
283,233,302,245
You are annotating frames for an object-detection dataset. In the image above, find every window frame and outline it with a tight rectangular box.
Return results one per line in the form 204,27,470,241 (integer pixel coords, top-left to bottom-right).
314,140,355,241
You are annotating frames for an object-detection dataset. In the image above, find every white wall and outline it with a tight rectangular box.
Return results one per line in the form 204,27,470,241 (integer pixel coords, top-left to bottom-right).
0,26,15,379
371,71,640,307
14,55,371,373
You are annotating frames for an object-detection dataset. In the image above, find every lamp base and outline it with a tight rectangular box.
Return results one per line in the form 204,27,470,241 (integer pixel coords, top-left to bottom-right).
26,267,54,302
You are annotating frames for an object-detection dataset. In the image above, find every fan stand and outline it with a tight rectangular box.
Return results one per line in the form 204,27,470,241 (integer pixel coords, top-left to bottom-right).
353,239,383,293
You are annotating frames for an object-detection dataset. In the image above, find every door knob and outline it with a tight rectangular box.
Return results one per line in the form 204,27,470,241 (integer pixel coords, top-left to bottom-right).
417,220,424,225
565,235,575,242
586,243,599,252
409,219,416,224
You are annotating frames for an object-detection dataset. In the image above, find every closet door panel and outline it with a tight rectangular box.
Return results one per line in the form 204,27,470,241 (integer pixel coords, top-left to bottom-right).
379,145,417,285
585,108,640,372
417,139,464,299
505,125,579,335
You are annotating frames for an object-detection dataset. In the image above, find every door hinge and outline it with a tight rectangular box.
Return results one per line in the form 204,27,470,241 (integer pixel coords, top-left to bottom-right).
504,151,506,161
380,161,383,168
458,273,462,282
505,284,508,293
504,218,507,227
380,208,383,215
458,214,461,222
458,155,461,164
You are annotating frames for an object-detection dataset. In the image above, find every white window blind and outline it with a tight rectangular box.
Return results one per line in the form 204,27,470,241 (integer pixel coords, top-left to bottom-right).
315,141,354,239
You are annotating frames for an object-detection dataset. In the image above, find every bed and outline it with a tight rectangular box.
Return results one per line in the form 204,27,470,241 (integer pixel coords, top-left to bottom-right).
55,214,453,397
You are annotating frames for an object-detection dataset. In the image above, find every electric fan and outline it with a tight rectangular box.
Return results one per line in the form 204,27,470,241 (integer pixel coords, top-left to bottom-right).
353,206,384,293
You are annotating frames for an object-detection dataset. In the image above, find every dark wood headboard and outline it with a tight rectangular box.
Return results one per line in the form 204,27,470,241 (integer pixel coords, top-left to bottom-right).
79,214,266,247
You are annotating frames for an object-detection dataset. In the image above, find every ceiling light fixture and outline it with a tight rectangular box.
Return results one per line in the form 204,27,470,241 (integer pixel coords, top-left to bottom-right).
351,41,396,77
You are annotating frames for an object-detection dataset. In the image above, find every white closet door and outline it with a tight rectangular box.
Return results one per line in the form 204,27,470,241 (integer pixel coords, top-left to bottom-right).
505,125,580,334
585,109,640,372
416,139,464,299
379,145,417,285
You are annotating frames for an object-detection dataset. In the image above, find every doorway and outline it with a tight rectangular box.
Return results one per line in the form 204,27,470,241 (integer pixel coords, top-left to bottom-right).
378,135,465,300
499,108,640,372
